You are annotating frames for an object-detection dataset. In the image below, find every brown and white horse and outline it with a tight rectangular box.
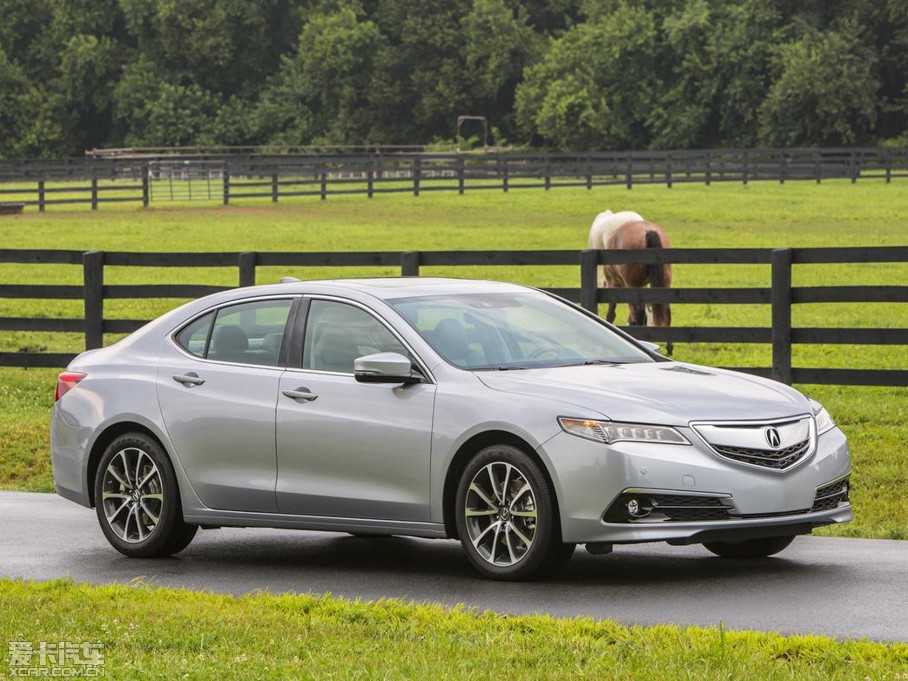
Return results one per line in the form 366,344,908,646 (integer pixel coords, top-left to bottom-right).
588,209,644,288
604,220,673,355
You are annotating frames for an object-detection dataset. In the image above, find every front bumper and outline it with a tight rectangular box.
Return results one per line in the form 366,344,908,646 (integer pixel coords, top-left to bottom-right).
538,424,852,545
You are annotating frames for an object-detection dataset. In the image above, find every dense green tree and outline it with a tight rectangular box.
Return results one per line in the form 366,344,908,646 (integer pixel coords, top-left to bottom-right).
515,2,658,149
0,0,906,156
252,2,383,144
758,24,880,146
647,0,778,148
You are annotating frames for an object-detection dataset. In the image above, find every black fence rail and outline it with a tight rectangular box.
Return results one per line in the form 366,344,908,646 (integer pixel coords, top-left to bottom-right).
1,246,905,387
0,147,905,211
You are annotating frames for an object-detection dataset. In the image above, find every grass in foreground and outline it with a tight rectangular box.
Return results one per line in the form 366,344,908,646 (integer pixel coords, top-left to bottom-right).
1,579,906,679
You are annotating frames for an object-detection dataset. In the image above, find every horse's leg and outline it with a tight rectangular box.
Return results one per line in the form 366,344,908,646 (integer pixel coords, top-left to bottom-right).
656,264,673,354
604,266,619,323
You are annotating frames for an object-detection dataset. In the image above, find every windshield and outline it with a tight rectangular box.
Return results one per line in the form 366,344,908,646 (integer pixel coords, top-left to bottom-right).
388,291,653,370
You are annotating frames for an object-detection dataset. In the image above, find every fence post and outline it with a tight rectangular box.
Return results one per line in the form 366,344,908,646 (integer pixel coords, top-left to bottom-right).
851,150,858,183
401,251,420,277
320,164,327,200
238,252,256,287
38,180,45,212
502,158,509,193
457,156,465,195
544,159,551,191
666,153,673,189
779,153,785,185
705,151,711,186
91,177,98,210
413,157,421,197
271,174,279,203
367,159,374,198
885,149,892,184
743,150,749,185
771,248,793,385
83,251,104,351
580,249,599,314
223,169,230,205
625,155,632,190
141,171,150,207
586,156,592,190
814,150,821,184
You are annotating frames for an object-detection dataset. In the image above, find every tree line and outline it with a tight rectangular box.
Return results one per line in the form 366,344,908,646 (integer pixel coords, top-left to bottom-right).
1,0,906,158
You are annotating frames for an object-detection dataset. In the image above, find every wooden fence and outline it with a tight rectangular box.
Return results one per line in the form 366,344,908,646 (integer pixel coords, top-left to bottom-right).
0,147,906,210
1,246,905,387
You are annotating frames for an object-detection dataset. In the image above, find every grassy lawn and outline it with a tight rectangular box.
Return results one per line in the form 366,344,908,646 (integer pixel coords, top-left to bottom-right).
1,578,906,679
0,179,906,540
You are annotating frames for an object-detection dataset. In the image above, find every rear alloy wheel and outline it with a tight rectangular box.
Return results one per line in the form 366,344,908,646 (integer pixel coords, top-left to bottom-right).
94,433,197,558
704,535,796,559
455,444,574,581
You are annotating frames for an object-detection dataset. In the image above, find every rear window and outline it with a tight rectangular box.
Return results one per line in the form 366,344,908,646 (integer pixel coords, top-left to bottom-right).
174,299,293,367
175,311,214,358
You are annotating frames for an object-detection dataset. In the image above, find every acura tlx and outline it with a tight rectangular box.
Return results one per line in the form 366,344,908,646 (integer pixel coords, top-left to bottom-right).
51,278,851,580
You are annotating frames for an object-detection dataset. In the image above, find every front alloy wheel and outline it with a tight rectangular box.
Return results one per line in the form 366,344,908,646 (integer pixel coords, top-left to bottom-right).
464,461,538,567
455,444,574,581
94,433,197,558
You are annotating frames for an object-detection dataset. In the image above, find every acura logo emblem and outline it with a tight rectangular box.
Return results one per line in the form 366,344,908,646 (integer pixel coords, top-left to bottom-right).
765,427,782,449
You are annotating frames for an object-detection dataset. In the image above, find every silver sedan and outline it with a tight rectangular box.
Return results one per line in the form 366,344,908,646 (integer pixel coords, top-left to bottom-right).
51,278,851,580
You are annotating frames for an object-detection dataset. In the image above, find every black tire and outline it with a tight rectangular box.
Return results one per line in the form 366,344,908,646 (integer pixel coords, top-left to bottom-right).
704,535,796,559
454,444,574,581
94,432,197,558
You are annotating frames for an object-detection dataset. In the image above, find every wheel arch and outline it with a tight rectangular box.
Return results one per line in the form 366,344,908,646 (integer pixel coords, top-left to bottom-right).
441,429,561,540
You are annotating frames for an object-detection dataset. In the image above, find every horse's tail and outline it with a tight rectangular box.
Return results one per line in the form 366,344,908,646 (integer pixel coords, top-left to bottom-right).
645,229,665,288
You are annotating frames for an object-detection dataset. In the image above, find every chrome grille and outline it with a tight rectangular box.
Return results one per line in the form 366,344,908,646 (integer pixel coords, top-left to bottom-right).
711,438,811,470
811,477,850,512
692,416,814,471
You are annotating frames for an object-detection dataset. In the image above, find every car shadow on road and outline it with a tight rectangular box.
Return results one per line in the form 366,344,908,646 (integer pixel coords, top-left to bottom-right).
113,530,844,591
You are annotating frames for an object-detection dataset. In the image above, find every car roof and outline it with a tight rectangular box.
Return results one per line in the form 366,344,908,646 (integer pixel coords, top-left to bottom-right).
260,277,534,300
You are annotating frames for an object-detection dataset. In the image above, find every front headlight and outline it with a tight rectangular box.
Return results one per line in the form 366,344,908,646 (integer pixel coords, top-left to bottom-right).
809,399,836,435
558,417,690,445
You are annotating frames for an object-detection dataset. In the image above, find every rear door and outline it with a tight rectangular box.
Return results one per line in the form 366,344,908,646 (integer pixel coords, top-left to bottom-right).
156,297,296,513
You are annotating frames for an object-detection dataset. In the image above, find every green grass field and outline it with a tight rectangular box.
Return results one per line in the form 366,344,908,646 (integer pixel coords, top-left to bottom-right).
1,180,906,541
1,579,906,679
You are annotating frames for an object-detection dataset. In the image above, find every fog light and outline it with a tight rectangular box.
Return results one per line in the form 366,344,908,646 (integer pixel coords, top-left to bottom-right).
626,498,650,518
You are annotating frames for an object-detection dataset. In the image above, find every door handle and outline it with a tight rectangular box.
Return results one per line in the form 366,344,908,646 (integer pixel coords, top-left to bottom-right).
173,372,205,387
282,387,318,402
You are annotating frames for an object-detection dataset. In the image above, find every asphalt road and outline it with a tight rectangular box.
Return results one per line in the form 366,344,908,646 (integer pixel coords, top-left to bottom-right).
1,492,905,642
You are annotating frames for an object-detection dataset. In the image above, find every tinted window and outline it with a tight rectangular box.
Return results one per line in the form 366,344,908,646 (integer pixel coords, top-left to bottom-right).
175,311,214,358
203,299,292,366
303,300,407,373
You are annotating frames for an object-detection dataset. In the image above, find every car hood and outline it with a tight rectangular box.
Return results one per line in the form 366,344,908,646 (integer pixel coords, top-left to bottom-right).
476,361,812,425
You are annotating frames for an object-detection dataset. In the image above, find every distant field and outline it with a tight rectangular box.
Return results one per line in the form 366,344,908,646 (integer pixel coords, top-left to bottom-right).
0,180,906,538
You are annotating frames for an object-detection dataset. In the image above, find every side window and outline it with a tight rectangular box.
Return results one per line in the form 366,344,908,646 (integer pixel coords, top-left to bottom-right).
205,299,293,366
303,300,408,373
175,311,214,358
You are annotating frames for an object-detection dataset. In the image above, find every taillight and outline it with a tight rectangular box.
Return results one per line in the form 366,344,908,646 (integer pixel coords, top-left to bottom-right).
55,372,86,402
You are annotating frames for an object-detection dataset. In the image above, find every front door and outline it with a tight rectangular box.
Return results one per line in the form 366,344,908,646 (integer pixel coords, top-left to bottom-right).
275,298,436,521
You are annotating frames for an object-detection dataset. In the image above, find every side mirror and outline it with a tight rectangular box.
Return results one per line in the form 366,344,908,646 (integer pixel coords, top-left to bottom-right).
354,352,421,384
639,341,662,354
